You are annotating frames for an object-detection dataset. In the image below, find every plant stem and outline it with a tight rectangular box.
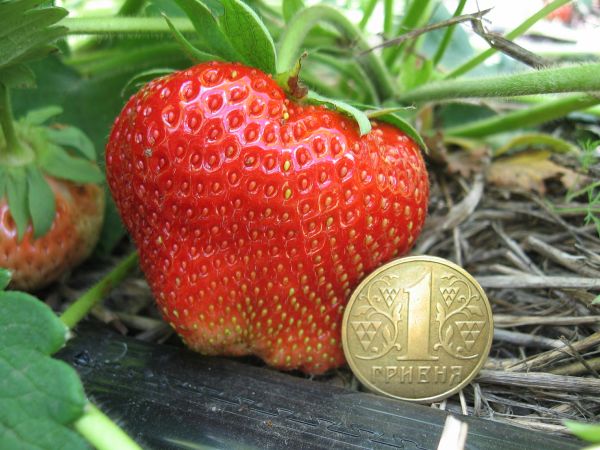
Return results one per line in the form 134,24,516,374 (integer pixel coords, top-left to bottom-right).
276,5,396,100
432,0,466,66
446,94,600,138
74,403,142,450
383,0,393,37
60,252,139,329
359,0,378,30
398,63,600,103
445,0,570,79
62,17,195,35
0,83,25,158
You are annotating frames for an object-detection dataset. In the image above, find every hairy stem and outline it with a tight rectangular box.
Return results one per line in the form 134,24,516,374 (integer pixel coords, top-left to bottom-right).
60,252,139,329
445,0,571,78
0,83,25,159
398,63,600,103
277,5,396,99
432,0,467,66
75,403,142,450
446,94,600,138
62,17,195,35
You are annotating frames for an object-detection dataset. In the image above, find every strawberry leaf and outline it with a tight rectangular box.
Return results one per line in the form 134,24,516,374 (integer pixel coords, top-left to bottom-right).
45,125,96,161
5,167,28,240
38,144,104,184
0,2,67,70
218,0,277,74
305,91,372,136
24,105,63,125
26,166,56,238
0,64,36,88
0,269,10,290
0,291,66,361
0,291,87,450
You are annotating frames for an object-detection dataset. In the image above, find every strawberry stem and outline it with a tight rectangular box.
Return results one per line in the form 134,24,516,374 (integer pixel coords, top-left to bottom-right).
62,17,195,35
398,63,600,103
0,83,26,160
276,5,396,100
60,252,139,329
446,93,600,138
74,402,142,450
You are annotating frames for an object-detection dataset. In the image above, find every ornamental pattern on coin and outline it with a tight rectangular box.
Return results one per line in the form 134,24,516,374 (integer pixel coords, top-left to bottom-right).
342,256,493,403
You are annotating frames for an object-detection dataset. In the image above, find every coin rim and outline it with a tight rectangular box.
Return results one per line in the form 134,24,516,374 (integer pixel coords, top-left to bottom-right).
342,255,494,403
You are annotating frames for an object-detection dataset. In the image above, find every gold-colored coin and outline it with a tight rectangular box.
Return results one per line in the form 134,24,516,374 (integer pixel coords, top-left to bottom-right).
342,256,493,403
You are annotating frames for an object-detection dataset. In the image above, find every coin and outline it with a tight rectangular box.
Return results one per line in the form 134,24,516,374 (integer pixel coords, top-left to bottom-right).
342,256,493,403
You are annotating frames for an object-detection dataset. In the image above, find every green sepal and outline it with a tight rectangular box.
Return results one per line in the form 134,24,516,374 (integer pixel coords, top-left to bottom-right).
173,0,243,62
38,144,104,184
24,105,63,125
0,64,36,88
354,103,429,153
45,125,96,161
0,269,10,290
5,167,28,240
163,15,222,64
218,0,277,74
26,166,56,238
305,91,372,136
170,0,277,74
121,68,176,98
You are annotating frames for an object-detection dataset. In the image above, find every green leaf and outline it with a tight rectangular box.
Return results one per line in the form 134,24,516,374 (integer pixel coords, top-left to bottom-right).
38,144,104,184
45,125,96,161
0,269,10,290
0,3,67,70
0,64,36,88
283,0,305,22
305,91,372,136
25,105,63,125
6,168,29,240
26,166,56,238
0,290,66,355
0,291,88,449
0,416,88,450
565,421,600,443
218,0,277,74
163,15,222,65
172,0,242,62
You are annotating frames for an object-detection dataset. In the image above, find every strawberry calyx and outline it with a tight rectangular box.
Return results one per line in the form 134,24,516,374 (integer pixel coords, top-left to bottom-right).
0,106,103,241
160,0,384,137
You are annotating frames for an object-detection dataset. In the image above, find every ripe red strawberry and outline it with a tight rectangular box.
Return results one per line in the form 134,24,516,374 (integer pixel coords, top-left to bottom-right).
0,178,104,291
106,61,428,374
